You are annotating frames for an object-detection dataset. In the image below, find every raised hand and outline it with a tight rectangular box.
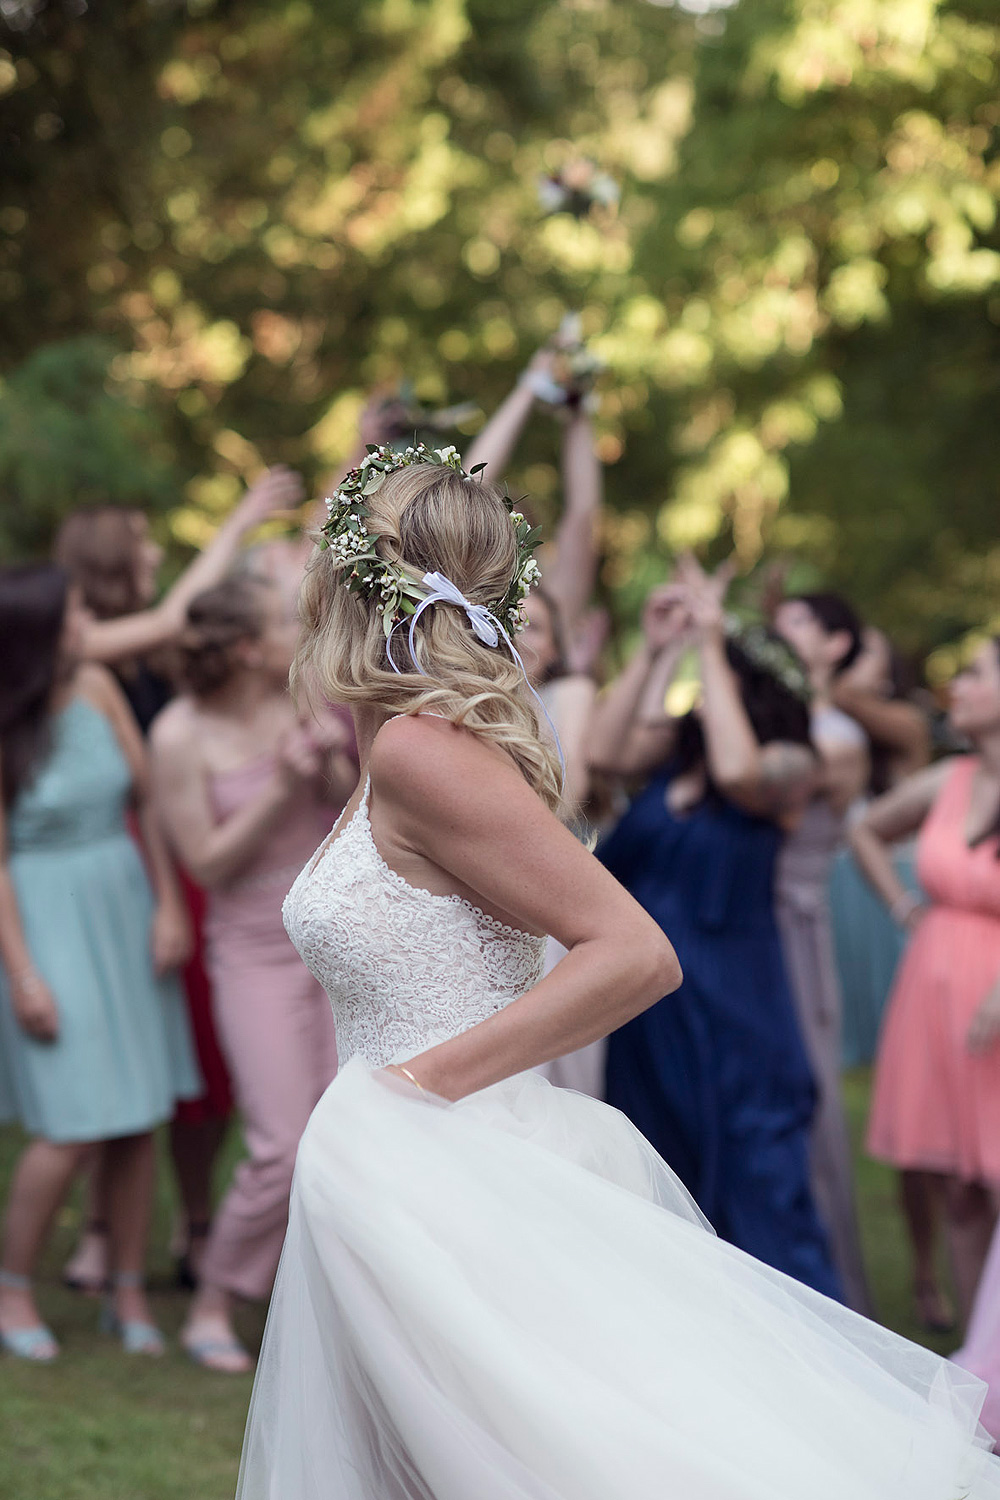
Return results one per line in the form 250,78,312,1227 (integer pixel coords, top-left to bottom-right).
234,466,306,530
641,582,691,654
676,553,736,638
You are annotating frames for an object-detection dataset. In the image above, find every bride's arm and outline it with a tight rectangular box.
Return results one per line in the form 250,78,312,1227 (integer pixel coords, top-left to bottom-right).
369,715,682,1101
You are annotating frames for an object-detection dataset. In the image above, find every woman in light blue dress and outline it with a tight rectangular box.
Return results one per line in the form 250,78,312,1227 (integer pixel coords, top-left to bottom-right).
0,565,200,1360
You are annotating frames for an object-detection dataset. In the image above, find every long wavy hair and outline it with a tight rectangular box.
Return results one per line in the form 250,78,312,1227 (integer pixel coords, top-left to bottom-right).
294,465,563,812
0,564,69,807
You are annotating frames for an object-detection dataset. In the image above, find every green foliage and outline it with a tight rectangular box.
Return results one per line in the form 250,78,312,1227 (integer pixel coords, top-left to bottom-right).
0,0,998,651
0,338,182,558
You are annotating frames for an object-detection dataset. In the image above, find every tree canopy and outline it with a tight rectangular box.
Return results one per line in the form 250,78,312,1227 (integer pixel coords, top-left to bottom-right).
2,0,997,654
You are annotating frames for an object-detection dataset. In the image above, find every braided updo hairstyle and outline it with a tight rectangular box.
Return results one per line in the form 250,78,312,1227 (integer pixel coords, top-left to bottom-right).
294,465,562,812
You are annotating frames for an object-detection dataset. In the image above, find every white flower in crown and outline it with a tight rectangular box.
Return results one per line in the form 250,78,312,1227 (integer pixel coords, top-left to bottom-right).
318,443,542,639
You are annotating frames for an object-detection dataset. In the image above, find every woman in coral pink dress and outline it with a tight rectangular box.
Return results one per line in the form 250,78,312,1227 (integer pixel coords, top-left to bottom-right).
852,638,1000,1332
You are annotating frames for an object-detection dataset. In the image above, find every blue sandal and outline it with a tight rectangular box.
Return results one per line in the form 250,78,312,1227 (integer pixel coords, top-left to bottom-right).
182,1326,253,1373
101,1272,165,1356
0,1270,58,1362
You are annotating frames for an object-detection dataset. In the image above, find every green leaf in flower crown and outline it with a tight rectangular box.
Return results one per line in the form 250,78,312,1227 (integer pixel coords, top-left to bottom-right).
469,462,487,477
362,472,385,495
399,597,416,615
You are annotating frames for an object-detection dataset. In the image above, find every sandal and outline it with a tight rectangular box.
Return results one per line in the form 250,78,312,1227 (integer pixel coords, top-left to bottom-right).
182,1323,253,1373
0,1270,59,1362
100,1272,165,1356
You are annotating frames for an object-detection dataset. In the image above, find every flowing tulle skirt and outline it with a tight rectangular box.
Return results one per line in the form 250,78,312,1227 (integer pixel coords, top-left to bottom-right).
238,1058,1000,1500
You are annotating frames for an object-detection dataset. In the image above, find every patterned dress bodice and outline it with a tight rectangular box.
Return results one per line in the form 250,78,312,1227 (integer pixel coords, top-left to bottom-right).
282,776,546,1068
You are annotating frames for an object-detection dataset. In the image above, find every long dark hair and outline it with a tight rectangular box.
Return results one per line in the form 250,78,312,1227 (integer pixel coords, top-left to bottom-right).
787,592,863,675
672,636,814,802
0,565,69,807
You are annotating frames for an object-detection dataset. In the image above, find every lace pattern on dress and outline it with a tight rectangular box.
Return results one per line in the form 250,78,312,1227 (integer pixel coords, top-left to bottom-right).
282,777,546,1068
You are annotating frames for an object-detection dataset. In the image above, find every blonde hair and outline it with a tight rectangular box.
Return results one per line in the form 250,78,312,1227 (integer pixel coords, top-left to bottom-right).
294,464,562,812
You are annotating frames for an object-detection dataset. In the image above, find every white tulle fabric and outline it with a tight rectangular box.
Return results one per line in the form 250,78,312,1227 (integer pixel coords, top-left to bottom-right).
238,774,1000,1500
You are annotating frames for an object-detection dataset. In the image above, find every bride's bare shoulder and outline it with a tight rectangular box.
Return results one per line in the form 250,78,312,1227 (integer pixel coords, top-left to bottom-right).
370,713,530,821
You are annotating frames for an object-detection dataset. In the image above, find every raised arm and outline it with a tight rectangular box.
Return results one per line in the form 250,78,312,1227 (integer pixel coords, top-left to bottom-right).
683,558,815,819
81,467,304,665
463,350,555,481
369,716,682,1101
543,410,602,639
587,584,691,778
830,683,931,773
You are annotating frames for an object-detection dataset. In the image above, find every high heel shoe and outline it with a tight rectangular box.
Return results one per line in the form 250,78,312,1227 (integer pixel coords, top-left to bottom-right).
0,1270,59,1362
100,1272,165,1356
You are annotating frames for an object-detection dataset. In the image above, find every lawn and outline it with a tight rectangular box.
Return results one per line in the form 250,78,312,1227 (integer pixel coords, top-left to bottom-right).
0,1070,956,1500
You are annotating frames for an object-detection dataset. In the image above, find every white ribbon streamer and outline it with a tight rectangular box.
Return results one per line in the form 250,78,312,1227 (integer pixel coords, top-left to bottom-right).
387,570,566,790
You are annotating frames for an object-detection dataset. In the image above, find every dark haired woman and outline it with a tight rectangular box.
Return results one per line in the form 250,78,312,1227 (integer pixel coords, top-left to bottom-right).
150,574,355,1371
771,593,872,1314
0,566,199,1359
853,638,1000,1331
589,560,840,1296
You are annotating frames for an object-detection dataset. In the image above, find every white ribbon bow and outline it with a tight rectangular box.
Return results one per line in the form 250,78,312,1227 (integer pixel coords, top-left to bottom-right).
387,570,565,789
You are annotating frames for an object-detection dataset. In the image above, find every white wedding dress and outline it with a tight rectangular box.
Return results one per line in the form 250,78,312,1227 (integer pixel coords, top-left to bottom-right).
237,772,1000,1500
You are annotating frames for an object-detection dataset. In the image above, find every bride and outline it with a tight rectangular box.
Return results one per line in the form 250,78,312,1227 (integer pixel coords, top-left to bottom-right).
237,444,1000,1500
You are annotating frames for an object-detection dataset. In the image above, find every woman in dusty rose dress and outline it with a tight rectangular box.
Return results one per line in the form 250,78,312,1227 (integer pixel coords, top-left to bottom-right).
151,574,355,1370
852,637,1000,1345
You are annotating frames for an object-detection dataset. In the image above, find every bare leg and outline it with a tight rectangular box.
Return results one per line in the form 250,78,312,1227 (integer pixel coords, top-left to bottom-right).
1,1138,91,1331
169,1116,228,1279
943,1177,998,1329
183,1280,252,1373
104,1132,157,1326
901,1169,954,1328
63,1143,111,1292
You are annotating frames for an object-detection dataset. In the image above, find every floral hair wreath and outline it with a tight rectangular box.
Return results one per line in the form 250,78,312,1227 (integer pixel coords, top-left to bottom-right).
318,442,542,642
724,615,812,703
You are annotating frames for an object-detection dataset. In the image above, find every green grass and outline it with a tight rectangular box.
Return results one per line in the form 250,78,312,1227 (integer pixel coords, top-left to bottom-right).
1,1070,957,1498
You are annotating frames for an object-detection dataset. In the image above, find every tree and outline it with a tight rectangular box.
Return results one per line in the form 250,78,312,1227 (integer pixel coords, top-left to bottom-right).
1,0,998,653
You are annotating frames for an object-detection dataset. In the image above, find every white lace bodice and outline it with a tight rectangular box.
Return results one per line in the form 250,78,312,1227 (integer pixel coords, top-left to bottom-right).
282,776,546,1068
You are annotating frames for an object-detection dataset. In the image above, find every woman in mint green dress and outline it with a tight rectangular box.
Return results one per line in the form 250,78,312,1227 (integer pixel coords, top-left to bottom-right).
0,564,200,1360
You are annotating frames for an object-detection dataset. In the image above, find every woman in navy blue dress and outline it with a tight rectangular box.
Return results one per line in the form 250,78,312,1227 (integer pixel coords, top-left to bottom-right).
589,557,842,1300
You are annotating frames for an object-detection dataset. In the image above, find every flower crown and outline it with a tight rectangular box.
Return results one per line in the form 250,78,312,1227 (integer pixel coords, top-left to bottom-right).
319,442,542,641
724,616,812,702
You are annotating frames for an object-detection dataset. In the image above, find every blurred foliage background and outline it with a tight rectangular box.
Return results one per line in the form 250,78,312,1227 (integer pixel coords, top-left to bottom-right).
1,0,998,656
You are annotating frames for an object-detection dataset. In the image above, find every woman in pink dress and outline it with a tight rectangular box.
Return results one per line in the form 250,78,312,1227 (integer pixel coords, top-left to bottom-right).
852,637,1000,1331
150,573,356,1370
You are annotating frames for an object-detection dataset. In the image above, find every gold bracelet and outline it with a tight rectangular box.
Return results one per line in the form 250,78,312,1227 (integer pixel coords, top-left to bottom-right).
395,1065,426,1094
